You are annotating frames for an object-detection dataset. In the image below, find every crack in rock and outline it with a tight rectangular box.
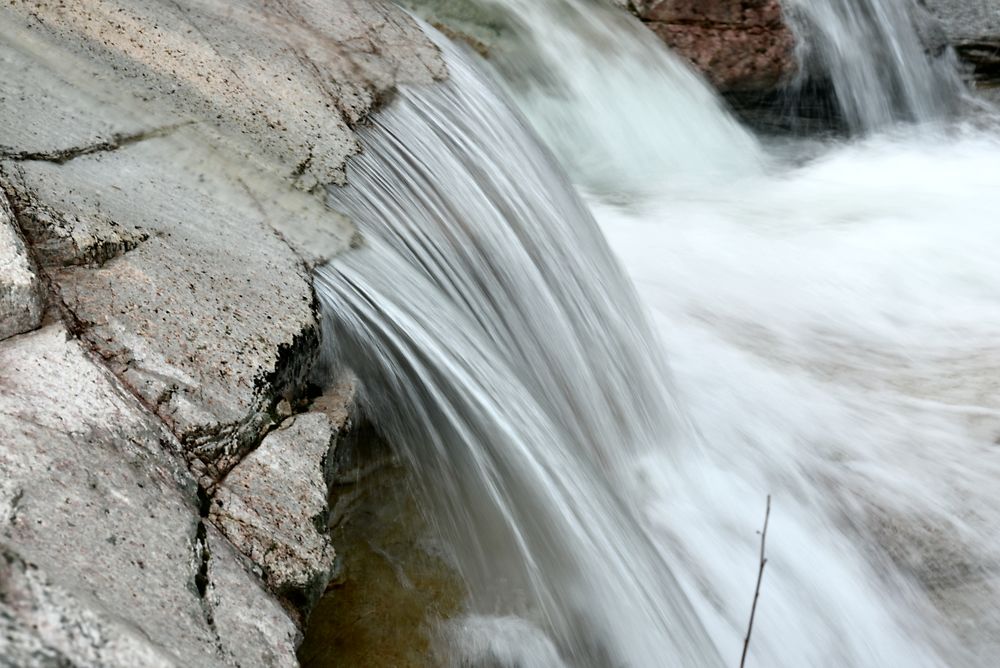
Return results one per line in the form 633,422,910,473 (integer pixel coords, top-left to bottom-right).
0,122,194,166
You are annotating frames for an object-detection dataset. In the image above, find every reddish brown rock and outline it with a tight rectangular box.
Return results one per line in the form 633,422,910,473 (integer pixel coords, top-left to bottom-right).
630,0,798,92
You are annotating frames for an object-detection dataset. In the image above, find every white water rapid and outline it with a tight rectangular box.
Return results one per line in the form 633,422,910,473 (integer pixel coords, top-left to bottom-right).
317,1,1000,666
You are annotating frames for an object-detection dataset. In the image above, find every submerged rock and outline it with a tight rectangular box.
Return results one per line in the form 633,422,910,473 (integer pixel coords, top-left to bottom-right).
299,453,465,668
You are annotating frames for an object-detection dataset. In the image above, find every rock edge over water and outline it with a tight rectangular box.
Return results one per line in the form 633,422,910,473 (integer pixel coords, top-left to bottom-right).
0,1,444,665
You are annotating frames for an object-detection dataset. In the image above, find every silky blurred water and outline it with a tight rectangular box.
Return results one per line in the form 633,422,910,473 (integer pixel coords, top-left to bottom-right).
782,0,964,131
316,1,1000,665
592,126,1000,667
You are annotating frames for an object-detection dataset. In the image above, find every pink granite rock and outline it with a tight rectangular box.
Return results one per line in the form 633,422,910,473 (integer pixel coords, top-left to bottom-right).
631,0,798,92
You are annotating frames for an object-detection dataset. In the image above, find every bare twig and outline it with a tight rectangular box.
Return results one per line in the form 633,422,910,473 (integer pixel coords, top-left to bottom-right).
740,495,771,668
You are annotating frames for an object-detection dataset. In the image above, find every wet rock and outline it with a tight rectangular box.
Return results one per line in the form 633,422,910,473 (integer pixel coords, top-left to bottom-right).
210,386,355,615
629,0,798,93
922,0,1000,42
952,39,1000,86
932,575,1000,663
865,503,1000,662
0,192,43,341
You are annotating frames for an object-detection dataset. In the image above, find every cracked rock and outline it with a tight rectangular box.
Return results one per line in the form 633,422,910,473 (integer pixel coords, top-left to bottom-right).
210,386,355,615
0,325,306,666
0,0,442,482
0,0,445,189
6,132,322,484
203,525,301,668
0,325,218,665
0,191,43,341
1,163,150,269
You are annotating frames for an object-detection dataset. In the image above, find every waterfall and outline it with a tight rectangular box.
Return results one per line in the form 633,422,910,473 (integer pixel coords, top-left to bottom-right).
402,0,764,192
314,2,1000,666
316,32,721,668
781,0,964,131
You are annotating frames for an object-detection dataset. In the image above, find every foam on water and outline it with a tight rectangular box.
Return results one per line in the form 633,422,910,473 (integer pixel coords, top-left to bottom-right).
593,126,1000,666
458,0,764,192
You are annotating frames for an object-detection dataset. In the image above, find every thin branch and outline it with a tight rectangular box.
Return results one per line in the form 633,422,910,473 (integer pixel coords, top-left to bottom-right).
740,494,771,668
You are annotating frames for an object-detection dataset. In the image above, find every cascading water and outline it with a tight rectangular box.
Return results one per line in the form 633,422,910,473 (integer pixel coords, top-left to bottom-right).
781,0,964,131
315,1,1000,666
316,32,721,667
402,0,763,192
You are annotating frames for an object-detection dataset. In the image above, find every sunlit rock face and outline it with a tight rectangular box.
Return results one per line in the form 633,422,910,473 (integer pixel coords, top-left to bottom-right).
629,0,797,93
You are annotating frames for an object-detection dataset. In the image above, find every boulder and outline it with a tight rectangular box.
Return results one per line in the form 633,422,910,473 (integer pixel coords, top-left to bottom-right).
0,0,447,662
629,0,798,93
0,0,444,484
3,134,323,486
202,525,301,668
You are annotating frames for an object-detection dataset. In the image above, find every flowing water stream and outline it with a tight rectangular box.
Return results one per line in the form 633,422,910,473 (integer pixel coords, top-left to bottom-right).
782,0,964,131
315,1,1000,665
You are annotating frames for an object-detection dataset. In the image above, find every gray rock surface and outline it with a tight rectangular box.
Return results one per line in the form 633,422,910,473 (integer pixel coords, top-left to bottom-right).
0,0,445,189
0,325,242,666
0,192,43,341
4,133,322,485
210,386,354,613
922,0,1000,41
0,0,443,484
1,545,175,668
203,525,301,668
0,0,442,662
922,0,1000,85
